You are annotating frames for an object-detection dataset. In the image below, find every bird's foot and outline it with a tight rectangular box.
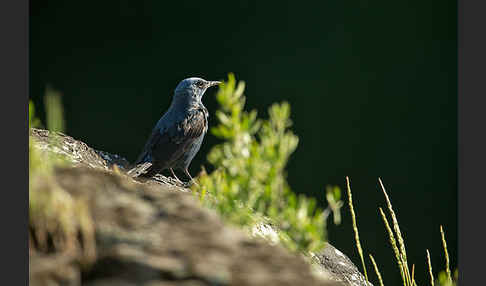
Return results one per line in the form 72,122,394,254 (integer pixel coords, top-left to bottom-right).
184,169,199,187
169,168,185,185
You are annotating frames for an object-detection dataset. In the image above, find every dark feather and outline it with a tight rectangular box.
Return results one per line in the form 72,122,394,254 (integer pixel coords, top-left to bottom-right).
130,107,207,177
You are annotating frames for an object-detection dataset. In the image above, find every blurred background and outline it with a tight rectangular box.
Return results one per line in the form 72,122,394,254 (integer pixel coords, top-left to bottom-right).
30,1,456,285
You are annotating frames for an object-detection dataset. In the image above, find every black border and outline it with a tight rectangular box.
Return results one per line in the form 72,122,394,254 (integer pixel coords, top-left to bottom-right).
1,0,29,284
458,0,485,285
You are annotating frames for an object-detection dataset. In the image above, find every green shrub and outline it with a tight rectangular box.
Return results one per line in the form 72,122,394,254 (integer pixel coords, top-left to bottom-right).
194,73,335,253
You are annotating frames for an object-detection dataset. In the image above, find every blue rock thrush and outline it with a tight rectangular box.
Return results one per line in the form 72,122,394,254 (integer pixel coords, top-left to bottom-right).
128,77,220,184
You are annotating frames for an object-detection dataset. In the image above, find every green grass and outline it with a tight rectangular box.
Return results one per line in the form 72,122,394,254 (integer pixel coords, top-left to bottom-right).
29,90,96,266
346,176,368,281
369,253,385,286
346,177,458,286
427,249,435,286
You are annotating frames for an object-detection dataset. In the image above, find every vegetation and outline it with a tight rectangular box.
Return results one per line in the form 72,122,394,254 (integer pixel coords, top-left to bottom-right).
29,75,457,285
193,73,342,253
29,89,96,266
192,73,458,284
346,177,458,286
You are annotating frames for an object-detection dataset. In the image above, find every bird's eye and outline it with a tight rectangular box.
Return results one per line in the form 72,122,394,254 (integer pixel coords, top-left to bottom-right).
196,81,205,88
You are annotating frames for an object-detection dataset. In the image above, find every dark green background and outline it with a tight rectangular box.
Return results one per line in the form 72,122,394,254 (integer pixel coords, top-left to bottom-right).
30,1,457,285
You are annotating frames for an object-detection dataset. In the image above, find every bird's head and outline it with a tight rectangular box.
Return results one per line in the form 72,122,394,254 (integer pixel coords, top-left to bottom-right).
173,77,221,106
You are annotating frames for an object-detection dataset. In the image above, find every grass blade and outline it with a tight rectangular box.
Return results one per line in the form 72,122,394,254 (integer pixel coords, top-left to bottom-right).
379,207,406,285
440,225,452,283
411,264,415,286
369,254,385,286
426,249,435,286
401,253,411,286
44,85,65,133
346,176,368,281
378,178,408,265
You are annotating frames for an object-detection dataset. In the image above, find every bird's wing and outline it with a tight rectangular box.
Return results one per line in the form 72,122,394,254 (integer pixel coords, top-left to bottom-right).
134,127,162,164
128,127,161,177
132,108,207,176
154,108,207,163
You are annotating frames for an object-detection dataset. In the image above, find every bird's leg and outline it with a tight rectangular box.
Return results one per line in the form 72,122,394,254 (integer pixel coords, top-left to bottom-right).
184,168,199,186
169,168,183,184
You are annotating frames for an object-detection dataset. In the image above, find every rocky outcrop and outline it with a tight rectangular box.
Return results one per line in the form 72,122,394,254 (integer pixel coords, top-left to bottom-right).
311,244,372,286
29,128,370,286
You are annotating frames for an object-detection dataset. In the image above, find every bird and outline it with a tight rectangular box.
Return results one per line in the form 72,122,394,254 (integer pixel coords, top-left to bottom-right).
127,77,221,184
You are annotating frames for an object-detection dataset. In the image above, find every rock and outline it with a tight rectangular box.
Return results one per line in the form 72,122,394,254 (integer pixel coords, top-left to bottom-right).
29,128,369,286
30,128,131,170
249,224,371,286
311,243,373,286
29,251,81,286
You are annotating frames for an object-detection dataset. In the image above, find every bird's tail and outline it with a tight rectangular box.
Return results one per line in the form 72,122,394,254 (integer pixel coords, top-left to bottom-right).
127,148,155,178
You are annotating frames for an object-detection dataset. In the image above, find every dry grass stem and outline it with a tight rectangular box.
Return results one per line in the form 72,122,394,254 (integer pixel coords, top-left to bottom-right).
378,178,408,265
346,176,368,281
411,264,415,286
426,249,435,286
369,254,385,286
440,225,452,283
379,207,405,283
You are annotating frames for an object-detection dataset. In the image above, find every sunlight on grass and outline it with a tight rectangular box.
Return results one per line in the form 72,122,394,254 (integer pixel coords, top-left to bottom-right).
346,177,458,286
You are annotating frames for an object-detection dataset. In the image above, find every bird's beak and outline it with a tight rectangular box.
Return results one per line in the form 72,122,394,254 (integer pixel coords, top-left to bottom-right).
208,81,221,87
